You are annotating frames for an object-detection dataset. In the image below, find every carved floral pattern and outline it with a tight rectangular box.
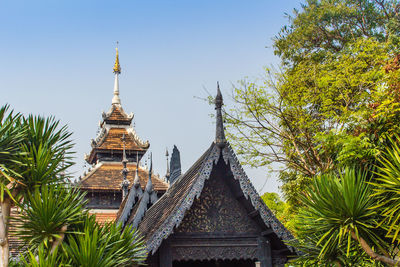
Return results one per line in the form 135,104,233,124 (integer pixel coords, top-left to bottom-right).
172,246,258,261
176,173,260,233
145,143,295,255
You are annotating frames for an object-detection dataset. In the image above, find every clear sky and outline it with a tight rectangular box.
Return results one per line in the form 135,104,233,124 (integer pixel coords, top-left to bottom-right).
1,0,302,195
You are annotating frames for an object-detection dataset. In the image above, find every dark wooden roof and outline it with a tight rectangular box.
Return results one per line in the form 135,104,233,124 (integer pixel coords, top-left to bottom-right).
137,144,213,240
122,142,295,255
78,162,168,192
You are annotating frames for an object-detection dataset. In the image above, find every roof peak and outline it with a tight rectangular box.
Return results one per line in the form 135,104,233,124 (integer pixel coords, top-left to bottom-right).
215,82,226,148
112,43,122,106
113,42,121,74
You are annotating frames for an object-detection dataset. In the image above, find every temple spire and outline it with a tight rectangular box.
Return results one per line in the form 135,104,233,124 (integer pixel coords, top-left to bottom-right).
215,82,226,147
120,133,130,200
112,42,122,106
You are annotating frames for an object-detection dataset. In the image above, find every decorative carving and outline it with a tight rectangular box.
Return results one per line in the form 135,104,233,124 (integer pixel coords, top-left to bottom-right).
225,144,295,249
172,246,258,261
145,143,295,255
176,173,260,234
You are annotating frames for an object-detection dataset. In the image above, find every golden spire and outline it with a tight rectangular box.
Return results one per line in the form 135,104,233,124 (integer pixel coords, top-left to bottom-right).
113,42,121,74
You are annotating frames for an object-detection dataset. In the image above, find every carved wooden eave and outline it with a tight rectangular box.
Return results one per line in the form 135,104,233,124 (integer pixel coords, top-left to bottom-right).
133,141,296,255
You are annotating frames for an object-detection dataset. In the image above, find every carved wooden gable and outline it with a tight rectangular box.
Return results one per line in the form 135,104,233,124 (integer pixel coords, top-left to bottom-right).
175,169,261,235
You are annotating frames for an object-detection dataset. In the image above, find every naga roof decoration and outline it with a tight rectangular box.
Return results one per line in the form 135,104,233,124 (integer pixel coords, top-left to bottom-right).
118,85,295,255
121,153,158,229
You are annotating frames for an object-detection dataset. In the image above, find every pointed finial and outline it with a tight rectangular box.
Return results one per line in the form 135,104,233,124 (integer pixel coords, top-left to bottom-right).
215,82,226,147
145,153,153,193
121,133,127,163
165,147,170,180
134,151,140,187
113,42,121,74
120,133,130,200
112,43,122,105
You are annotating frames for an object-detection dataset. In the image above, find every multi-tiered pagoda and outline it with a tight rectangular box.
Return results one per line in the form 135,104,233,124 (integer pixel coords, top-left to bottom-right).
77,47,168,222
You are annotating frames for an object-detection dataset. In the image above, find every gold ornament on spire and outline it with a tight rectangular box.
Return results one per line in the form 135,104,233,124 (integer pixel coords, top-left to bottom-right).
113,43,121,74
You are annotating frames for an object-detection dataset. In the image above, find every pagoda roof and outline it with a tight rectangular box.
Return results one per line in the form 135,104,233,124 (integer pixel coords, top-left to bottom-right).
78,162,168,192
87,127,149,164
101,104,133,125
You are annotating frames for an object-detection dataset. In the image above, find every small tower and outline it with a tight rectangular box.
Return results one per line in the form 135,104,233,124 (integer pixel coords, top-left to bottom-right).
169,145,181,184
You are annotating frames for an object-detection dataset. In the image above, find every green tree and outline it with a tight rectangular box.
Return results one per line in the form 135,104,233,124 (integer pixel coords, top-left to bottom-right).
291,167,399,266
225,0,400,206
261,192,298,233
0,106,73,267
0,104,146,266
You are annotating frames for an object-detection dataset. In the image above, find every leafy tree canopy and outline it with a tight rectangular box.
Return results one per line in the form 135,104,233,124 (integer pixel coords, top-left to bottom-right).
225,0,400,206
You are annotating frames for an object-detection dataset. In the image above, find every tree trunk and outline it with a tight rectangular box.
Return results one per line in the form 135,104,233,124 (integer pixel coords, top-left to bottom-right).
0,198,11,267
350,230,400,266
50,225,67,254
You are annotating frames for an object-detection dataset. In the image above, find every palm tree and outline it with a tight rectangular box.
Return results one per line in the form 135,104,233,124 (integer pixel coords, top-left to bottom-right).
13,186,146,267
0,104,73,267
291,168,399,266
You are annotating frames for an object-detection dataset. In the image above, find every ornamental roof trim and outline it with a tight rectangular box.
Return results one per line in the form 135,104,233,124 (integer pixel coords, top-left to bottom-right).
135,142,295,255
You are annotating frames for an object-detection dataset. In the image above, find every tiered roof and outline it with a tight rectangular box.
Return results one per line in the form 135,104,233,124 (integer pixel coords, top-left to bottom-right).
78,46,165,196
79,162,168,192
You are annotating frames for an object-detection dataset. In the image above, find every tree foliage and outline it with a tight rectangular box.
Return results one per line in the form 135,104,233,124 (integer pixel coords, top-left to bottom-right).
0,104,147,267
225,0,400,206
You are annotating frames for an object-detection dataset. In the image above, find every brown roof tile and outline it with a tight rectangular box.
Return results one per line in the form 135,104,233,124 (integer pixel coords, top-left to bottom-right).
78,162,169,192
89,211,117,224
102,106,133,125
97,128,146,151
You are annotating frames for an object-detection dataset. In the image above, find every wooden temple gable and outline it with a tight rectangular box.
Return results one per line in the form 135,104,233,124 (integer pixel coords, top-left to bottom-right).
151,157,293,267
167,160,263,263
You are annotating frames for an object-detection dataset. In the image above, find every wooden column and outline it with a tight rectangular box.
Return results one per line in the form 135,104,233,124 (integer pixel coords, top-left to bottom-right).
257,236,272,267
159,239,172,267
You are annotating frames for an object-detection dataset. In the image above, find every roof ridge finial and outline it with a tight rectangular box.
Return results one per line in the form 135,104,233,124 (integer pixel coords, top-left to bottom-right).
145,153,153,193
134,151,140,187
113,41,121,74
165,147,170,181
120,133,130,199
215,82,226,148
112,42,122,106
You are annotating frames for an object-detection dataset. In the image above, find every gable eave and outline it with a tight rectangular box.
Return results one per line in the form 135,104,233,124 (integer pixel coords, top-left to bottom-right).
140,142,295,255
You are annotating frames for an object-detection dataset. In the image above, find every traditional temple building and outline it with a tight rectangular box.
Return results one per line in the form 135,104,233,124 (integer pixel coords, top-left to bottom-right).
77,47,169,222
79,48,296,266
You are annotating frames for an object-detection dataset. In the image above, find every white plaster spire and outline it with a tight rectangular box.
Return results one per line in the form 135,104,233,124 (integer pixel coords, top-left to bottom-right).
112,42,122,106
133,151,141,187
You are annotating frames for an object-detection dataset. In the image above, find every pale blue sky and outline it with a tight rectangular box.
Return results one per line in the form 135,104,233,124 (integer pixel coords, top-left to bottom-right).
0,0,302,195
